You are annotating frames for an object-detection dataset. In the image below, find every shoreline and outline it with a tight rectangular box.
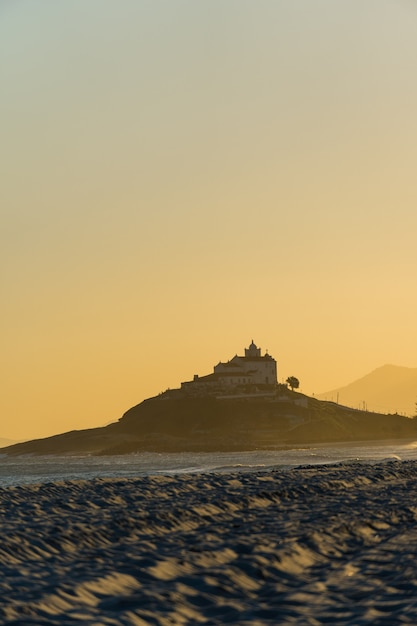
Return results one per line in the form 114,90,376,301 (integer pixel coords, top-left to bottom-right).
2,459,417,623
2,434,417,455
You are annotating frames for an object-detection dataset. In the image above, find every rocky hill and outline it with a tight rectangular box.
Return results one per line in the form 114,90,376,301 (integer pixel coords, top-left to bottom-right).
3,389,417,456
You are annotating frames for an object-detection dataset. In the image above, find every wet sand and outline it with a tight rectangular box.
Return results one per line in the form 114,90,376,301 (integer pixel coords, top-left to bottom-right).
2,460,417,624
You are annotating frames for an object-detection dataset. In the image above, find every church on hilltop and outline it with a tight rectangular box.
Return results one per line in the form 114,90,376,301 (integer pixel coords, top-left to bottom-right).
181,341,277,394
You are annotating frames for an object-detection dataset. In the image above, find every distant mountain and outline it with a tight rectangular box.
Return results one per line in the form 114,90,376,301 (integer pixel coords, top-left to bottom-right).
317,365,417,416
0,438,19,449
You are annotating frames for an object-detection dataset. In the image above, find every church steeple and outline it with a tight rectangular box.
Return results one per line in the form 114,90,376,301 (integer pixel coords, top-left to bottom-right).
245,340,261,357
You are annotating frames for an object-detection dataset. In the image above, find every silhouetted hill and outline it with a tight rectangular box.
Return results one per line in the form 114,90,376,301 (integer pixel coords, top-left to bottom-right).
317,365,417,415
3,390,417,456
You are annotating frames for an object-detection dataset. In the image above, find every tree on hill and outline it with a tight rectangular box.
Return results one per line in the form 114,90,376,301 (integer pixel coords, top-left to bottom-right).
286,376,300,391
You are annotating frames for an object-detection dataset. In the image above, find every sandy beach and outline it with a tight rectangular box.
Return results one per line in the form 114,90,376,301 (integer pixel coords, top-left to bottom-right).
2,461,417,625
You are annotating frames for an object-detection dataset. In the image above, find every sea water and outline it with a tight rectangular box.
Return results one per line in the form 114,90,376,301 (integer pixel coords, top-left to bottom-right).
2,440,417,488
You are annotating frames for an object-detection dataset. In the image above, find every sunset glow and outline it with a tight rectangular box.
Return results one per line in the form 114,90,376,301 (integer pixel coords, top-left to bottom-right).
2,1,417,440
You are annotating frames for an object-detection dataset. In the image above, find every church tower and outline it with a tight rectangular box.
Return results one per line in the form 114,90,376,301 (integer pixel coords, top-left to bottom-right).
245,340,261,358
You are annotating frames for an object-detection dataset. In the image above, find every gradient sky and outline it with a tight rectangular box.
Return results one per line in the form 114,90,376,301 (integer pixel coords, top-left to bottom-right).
2,1,417,440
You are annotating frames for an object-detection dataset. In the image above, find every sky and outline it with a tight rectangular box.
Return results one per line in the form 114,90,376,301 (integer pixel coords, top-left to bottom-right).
2,0,417,440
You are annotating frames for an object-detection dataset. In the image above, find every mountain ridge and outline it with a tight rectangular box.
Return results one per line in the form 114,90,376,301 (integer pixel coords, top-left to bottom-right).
0,437,20,449
317,364,417,415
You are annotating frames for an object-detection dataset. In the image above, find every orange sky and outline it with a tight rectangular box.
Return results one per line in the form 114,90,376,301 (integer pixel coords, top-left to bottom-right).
2,1,417,440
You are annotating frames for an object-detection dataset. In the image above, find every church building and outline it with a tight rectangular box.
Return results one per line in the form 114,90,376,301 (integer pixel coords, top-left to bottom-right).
181,341,277,392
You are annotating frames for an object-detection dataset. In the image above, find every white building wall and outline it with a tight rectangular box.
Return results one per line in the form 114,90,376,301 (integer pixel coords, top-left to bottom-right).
199,343,278,388
241,360,277,384
214,357,277,385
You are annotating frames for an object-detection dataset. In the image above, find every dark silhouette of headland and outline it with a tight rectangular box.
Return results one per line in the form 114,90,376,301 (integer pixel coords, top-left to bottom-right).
4,342,417,456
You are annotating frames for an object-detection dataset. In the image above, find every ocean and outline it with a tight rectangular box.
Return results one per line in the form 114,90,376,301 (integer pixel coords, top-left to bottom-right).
2,439,417,487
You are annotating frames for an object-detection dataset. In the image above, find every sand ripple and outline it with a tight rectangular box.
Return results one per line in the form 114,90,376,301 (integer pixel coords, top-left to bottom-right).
2,460,417,624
